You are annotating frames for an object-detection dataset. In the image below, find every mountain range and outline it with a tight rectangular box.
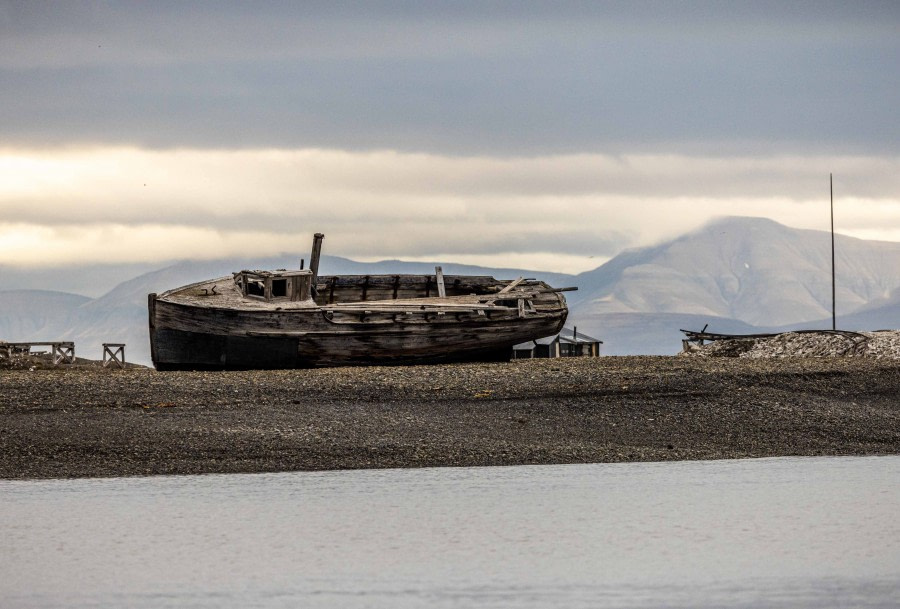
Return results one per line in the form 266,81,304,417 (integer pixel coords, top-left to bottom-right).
569,216,900,353
2,217,899,365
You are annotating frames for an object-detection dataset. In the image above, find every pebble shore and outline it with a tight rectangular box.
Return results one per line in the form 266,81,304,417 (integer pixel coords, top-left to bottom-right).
684,329,900,359
2,356,899,480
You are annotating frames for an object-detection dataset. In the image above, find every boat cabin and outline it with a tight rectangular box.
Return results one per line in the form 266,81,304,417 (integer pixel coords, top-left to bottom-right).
233,269,313,302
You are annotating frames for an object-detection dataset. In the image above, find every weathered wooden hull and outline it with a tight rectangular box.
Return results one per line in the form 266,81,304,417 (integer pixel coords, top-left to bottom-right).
149,275,568,370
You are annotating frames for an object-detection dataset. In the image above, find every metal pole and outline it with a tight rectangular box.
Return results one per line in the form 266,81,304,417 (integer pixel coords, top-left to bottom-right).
830,173,836,331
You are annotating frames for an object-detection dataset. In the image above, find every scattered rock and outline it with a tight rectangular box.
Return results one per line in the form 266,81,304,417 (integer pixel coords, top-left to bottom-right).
1,356,898,479
683,330,900,359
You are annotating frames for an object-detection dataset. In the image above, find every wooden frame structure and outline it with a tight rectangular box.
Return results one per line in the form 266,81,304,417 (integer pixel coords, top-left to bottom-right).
0,342,75,365
102,343,126,369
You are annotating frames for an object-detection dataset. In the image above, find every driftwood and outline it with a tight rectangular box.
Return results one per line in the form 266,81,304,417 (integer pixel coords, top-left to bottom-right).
680,327,872,355
681,328,870,344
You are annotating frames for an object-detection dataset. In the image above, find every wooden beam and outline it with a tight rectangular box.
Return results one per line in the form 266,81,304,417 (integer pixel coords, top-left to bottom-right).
309,233,324,285
498,277,525,294
103,343,126,369
329,299,512,311
435,266,447,298
52,343,75,366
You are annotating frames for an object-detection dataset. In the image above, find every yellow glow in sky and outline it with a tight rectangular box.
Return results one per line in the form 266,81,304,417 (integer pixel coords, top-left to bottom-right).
2,146,899,273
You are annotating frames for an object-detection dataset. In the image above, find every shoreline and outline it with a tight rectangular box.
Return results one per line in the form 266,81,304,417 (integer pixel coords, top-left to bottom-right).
2,357,899,480
5,455,898,485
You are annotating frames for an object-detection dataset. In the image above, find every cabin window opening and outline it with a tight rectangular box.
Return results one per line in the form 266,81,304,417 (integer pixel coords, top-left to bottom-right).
272,279,287,298
247,280,265,298
560,343,583,357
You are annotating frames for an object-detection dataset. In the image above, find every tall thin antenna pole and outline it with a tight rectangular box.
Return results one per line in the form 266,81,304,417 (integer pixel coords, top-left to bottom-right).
830,173,836,331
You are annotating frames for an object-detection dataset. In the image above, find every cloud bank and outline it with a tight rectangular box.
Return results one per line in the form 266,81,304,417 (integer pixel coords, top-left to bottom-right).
2,3,898,273
2,146,898,272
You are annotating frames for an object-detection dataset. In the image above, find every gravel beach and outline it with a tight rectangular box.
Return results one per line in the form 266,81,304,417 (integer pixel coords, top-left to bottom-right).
2,356,899,479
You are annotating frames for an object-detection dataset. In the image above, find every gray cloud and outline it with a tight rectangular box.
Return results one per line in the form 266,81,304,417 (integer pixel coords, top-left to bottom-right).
1,1,898,155
3,3,899,272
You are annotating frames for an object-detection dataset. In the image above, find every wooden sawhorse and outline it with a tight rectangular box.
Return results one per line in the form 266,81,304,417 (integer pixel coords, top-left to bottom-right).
102,343,126,369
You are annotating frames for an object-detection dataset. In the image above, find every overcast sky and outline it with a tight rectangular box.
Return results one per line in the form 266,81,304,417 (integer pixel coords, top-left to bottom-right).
2,1,899,272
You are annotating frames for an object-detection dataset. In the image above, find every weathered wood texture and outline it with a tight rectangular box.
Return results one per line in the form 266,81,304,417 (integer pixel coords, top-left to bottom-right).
150,274,569,369
102,343,126,369
309,233,324,284
435,266,446,298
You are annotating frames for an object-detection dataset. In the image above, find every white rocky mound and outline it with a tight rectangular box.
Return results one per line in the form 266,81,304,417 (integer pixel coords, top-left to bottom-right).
683,330,900,359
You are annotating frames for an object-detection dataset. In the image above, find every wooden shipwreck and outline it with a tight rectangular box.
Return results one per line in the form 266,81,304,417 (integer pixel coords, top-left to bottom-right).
148,234,573,369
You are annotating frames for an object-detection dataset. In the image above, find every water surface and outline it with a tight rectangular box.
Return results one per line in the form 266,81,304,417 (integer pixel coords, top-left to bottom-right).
2,456,898,608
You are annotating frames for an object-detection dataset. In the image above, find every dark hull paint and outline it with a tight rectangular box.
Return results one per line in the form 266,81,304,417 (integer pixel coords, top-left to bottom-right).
151,328,518,370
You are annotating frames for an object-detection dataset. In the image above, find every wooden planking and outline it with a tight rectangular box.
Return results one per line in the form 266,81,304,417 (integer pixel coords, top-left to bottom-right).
161,273,567,311
313,273,498,304
153,298,562,336
154,312,565,368
150,272,571,369
151,299,566,368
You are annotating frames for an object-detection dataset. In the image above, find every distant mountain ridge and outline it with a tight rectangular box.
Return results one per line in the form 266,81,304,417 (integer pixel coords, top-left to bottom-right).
0,290,90,340
0,262,162,298
2,217,899,363
574,217,900,323
569,216,900,353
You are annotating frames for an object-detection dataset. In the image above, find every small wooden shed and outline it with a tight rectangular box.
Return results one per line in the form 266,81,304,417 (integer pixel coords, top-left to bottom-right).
513,327,602,359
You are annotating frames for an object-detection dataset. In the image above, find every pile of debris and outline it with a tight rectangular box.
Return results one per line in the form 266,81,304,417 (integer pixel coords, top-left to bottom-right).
682,330,900,359
0,345,55,370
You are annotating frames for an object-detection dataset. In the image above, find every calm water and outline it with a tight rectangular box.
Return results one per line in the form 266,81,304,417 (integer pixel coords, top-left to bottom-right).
2,456,898,608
